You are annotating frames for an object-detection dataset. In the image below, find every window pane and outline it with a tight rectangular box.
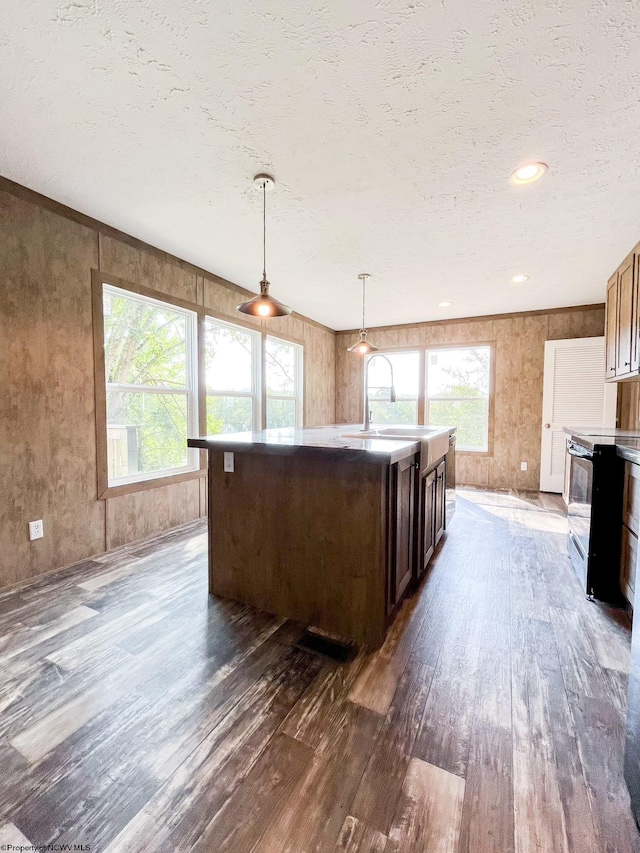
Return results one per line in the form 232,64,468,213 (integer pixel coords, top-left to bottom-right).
369,400,419,426
428,399,489,451
106,390,189,478
267,398,296,429
427,347,490,398
205,320,254,392
104,292,187,388
206,395,252,434
367,352,419,399
266,338,296,395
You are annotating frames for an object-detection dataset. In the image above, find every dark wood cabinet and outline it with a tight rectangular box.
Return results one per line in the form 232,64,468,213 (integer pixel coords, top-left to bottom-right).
389,455,416,608
621,460,640,607
434,459,446,546
416,456,448,582
606,271,619,378
387,450,450,616
606,249,638,380
422,469,436,572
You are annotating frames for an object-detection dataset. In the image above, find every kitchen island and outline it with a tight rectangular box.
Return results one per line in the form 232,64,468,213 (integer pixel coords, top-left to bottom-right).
188,424,453,648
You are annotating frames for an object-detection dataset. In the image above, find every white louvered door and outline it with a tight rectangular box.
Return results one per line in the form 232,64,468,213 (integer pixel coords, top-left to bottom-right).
540,337,617,492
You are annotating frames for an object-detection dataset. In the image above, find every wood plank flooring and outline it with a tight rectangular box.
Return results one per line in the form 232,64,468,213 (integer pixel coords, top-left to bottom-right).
0,491,639,852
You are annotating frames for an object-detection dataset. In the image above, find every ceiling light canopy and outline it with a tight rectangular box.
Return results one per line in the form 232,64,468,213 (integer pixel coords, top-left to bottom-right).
347,274,380,354
237,174,292,319
510,274,529,284
510,162,548,185
438,301,452,307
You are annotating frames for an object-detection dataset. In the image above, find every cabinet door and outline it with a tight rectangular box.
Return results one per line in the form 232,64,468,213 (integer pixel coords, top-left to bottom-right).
635,252,640,373
621,524,637,607
422,470,436,572
393,456,415,605
617,256,636,376
434,460,446,546
606,272,619,379
624,461,640,537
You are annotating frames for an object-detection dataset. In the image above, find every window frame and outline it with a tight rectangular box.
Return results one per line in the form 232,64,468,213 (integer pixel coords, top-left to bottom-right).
358,343,495,456
364,349,422,427
204,315,262,434
93,272,307,499
425,343,494,455
264,334,304,429
97,279,200,494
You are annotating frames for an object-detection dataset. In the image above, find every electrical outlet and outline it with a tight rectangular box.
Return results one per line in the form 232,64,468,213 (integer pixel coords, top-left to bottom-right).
223,452,234,473
29,519,44,541
520,461,528,472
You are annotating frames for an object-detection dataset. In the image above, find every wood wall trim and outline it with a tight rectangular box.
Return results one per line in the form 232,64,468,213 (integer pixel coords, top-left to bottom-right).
0,174,334,335
336,302,606,337
99,469,207,501
91,271,109,500
97,269,205,315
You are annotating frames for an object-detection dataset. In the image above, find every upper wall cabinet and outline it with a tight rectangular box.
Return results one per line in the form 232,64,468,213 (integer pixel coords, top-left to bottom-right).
606,248,640,381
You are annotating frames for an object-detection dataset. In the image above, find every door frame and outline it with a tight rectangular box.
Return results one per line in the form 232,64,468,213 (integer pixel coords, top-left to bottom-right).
540,336,617,493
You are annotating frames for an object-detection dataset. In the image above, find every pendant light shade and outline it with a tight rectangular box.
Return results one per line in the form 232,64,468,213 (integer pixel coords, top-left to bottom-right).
236,278,292,318
347,330,380,354
237,175,292,318
347,273,378,354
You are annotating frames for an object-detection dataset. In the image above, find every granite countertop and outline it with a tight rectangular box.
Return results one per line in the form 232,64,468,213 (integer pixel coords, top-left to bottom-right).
564,426,640,464
188,423,453,465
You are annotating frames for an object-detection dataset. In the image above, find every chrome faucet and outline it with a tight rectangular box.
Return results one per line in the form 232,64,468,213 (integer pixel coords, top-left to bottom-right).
362,354,396,431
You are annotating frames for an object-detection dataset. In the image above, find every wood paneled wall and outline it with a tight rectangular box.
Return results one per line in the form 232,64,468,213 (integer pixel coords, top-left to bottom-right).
0,182,336,588
619,381,640,431
335,307,606,491
0,173,611,588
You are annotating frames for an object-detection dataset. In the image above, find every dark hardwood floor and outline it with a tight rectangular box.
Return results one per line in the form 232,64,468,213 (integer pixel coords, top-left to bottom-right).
0,489,638,852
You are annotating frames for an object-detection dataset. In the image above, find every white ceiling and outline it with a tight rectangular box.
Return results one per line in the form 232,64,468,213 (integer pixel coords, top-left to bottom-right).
3,1,640,330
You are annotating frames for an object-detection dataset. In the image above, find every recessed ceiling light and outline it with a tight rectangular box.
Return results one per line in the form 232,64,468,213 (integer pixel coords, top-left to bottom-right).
510,274,529,284
438,301,452,307
510,162,548,185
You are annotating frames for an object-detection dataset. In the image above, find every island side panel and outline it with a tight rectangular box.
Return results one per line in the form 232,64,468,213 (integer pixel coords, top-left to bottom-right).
207,448,389,648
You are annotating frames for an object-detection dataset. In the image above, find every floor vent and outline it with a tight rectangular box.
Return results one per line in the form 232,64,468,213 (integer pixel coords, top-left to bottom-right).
294,629,357,663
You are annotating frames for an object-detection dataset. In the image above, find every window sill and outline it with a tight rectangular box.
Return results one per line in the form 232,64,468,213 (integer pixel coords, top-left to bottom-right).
98,468,206,500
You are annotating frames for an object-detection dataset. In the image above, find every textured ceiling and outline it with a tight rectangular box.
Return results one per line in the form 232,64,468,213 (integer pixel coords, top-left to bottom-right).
3,0,640,330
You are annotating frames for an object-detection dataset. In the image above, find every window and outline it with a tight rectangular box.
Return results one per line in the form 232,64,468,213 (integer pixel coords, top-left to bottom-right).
366,351,420,426
103,285,198,486
204,318,260,434
97,277,307,493
265,336,303,428
426,346,491,451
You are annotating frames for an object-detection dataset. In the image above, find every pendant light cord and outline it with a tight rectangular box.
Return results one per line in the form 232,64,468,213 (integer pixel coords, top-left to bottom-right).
263,182,267,280
362,278,365,330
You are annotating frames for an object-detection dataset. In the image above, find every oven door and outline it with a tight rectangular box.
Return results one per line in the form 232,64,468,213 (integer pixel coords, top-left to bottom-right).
566,440,594,592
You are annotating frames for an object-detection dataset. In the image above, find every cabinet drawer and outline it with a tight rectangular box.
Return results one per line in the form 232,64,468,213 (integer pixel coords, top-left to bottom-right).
623,462,640,536
621,524,637,607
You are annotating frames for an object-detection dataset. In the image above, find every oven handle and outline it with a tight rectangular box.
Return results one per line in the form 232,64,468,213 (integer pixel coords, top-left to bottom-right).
567,440,594,460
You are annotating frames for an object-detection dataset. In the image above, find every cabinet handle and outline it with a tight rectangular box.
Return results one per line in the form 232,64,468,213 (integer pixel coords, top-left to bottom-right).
610,367,616,371
625,362,631,367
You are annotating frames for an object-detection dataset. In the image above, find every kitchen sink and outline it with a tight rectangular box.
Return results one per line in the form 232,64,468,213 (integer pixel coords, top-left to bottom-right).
339,425,451,470
376,426,439,437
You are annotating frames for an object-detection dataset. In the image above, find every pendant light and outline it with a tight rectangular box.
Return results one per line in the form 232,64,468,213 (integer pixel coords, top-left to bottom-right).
237,174,292,318
347,273,380,354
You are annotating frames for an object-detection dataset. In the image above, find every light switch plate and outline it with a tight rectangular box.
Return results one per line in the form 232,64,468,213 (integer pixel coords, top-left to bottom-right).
224,452,234,473
520,461,528,471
